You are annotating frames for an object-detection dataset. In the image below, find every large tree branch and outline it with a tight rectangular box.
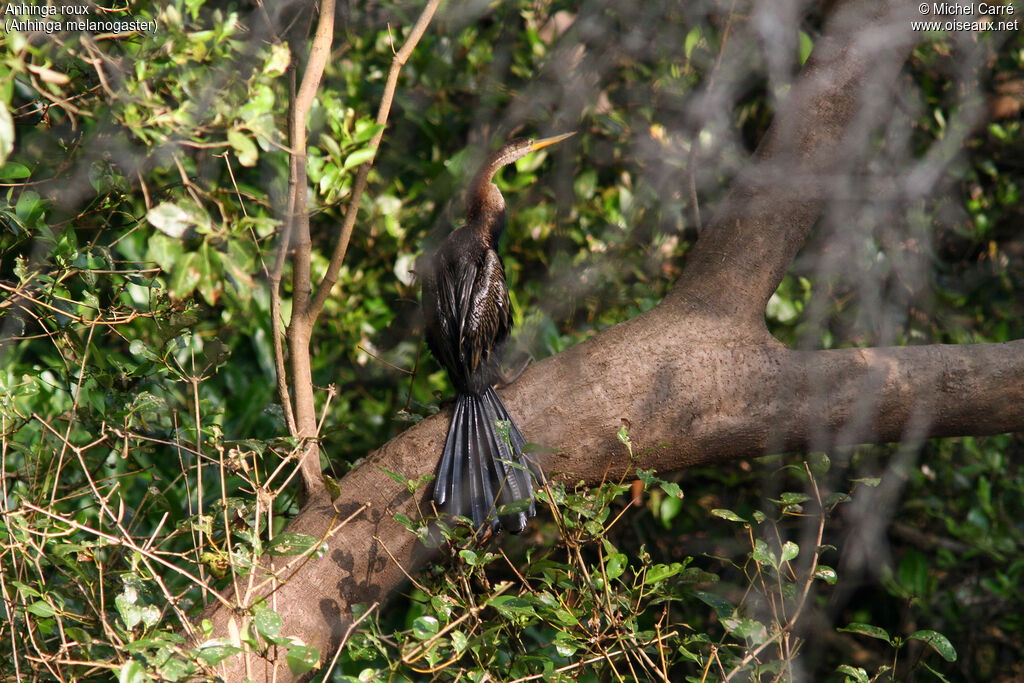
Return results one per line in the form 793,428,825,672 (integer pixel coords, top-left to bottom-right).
205,308,1024,680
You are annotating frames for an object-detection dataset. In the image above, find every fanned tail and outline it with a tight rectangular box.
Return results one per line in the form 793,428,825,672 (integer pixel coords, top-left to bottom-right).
433,387,541,534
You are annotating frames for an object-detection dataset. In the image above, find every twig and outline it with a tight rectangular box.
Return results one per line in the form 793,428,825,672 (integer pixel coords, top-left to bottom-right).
270,0,441,496
321,602,380,680
724,462,827,680
18,501,232,611
507,631,679,683
279,0,338,493
374,534,429,593
402,583,513,665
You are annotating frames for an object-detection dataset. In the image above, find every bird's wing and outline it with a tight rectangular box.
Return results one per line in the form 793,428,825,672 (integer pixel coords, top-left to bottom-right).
430,257,476,382
462,249,512,376
430,247,511,383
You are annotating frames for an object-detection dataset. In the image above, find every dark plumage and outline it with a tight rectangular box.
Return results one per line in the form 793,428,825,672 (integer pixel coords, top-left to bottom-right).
421,133,572,534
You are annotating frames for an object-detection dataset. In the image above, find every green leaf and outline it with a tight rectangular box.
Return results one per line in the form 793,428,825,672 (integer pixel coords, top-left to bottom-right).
266,532,319,556
909,630,957,662
684,27,702,60
26,600,56,618
838,622,891,643
195,641,243,665
643,562,683,586
723,616,767,644
488,595,537,618
825,492,850,509
659,481,683,499
814,564,837,585
711,509,747,523
285,643,320,675
751,539,777,568
798,31,814,65
694,590,734,619
147,201,204,239
10,581,41,599
616,425,631,445
138,605,160,628
377,466,408,486
196,242,224,305
343,147,376,170
353,119,384,144
168,252,201,300
16,190,44,223
412,616,439,640
0,161,30,180
605,553,627,580
116,596,143,629
451,629,468,654
228,129,258,167
253,604,282,638
263,42,290,76
119,659,149,683
554,635,578,657
146,233,184,273
776,492,810,506
659,493,683,528
779,541,799,564
158,656,194,682
805,453,829,477
836,664,869,683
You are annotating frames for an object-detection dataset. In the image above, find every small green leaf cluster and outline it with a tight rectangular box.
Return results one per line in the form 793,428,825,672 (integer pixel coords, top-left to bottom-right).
836,623,956,682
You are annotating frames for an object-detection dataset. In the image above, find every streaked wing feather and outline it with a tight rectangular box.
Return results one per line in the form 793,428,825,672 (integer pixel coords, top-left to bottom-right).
463,250,511,376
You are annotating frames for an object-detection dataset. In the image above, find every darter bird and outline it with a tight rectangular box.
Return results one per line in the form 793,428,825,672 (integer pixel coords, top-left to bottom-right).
421,132,574,535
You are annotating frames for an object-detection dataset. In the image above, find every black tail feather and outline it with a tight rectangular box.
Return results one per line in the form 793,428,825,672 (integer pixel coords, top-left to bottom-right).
434,387,540,534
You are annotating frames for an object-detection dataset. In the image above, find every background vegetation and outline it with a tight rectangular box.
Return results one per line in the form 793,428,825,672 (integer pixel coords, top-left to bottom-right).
1,0,1022,680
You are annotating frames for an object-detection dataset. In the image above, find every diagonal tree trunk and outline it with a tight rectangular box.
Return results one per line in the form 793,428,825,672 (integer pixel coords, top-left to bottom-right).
200,1,1024,679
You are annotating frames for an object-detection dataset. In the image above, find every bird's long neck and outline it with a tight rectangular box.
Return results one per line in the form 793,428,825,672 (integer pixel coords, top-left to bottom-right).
466,162,508,247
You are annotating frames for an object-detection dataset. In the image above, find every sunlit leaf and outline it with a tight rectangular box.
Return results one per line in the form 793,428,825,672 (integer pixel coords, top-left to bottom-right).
909,629,957,662
838,622,891,644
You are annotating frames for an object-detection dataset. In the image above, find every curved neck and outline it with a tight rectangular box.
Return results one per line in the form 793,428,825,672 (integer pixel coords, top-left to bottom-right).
466,163,508,246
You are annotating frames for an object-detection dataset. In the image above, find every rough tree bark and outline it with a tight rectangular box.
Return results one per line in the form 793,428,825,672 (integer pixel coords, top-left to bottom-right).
202,1,1024,680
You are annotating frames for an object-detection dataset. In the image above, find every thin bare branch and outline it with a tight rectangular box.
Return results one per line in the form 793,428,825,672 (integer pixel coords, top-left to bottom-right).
280,0,337,493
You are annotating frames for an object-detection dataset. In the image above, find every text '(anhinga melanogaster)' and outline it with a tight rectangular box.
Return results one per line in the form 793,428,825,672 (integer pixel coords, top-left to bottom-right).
422,132,574,535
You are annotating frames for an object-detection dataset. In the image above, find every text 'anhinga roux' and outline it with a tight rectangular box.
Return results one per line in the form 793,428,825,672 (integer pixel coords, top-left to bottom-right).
421,132,574,535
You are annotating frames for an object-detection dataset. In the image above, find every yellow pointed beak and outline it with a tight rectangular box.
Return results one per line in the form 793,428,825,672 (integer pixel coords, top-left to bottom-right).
530,131,575,151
